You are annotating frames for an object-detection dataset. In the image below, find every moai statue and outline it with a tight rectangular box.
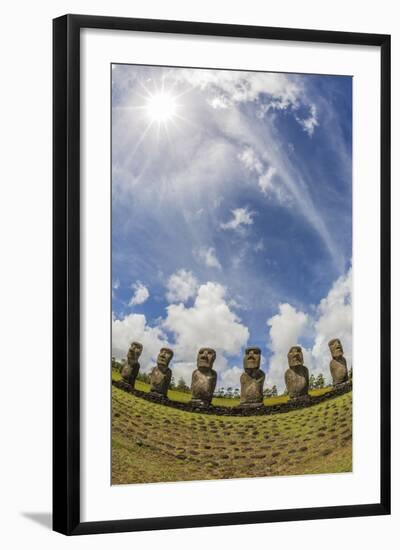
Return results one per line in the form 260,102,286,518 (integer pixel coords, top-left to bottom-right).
190,348,217,407
120,341,143,388
329,338,349,386
285,345,309,399
240,347,265,408
149,347,174,397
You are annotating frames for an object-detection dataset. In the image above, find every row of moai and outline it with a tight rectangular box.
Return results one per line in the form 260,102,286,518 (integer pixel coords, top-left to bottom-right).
119,338,349,408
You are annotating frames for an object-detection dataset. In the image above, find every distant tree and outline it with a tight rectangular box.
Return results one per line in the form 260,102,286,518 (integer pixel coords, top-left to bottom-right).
170,375,176,389
226,387,233,399
315,373,325,389
117,358,126,373
349,366,353,381
137,371,151,384
263,386,272,397
271,385,278,397
309,374,316,389
176,377,190,393
233,388,240,398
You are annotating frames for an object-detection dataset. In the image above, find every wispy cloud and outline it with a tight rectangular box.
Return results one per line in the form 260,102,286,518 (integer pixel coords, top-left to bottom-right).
220,207,255,231
237,146,280,199
254,239,265,252
195,247,222,270
112,278,120,289
175,69,303,112
295,104,319,136
236,128,345,270
237,147,264,173
129,281,150,306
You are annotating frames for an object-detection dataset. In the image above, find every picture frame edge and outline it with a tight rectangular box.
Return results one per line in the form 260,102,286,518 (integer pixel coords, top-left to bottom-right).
52,14,391,536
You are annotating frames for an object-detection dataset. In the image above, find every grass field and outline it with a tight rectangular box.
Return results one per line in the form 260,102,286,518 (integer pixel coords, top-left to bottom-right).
112,383,352,485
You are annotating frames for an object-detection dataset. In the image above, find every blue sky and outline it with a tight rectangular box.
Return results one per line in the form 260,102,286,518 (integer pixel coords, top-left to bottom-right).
111,64,352,390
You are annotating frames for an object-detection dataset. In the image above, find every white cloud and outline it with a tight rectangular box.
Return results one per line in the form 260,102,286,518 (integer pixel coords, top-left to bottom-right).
112,279,120,289
174,69,320,138
219,366,243,390
209,96,229,110
129,281,150,306
176,69,302,112
267,303,309,391
166,269,198,303
113,280,250,387
296,104,319,136
169,361,196,386
311,267,352,377
220,207,255,231
268,304,309,355
258,166,277,194
162,282,249,385
238,146,280,199
112,278,120,299
238,147,263,174
195,246,222,269
112,313,168,372
265,267,352,392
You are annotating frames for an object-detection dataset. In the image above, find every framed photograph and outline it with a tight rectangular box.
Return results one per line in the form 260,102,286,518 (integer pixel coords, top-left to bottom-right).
53,14,391,535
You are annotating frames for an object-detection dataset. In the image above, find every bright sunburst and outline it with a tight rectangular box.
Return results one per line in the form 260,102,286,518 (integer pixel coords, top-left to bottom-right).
120,79,192,155
145,91,178,123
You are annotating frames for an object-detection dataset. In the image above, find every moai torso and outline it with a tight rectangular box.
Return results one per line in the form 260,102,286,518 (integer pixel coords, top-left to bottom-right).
328,339,348,386
330,357,348,386
239,347,264,408
285,345,309,399
149,347,174,396
284,365,309,398
240,369,265,407
120,361,140,387
191,368,217,406
120,341,143,388
190,348,217,407
150,366,172,397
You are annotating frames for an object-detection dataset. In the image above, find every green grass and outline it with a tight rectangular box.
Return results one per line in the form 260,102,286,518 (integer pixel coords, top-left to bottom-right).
112,370,333,406
112,384,352,485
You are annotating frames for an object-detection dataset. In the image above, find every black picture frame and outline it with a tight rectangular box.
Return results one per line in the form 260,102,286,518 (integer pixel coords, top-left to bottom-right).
53,14,391,536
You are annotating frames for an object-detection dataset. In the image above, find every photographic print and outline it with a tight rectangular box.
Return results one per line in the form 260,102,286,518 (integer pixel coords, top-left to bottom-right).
111,63,353,485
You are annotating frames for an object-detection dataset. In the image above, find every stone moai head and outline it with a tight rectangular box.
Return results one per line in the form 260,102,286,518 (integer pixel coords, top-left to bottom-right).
127,341,143,364
329,338,344,359
157,347,174,372
243,347,261,371
197,348,216,371
287,346,304,369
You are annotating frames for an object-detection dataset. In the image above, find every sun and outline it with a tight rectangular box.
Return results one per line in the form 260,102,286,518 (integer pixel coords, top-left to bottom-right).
145,91,178,123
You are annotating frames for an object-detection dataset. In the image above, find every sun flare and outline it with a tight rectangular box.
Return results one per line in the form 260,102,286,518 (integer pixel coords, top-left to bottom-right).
145,91,178,123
